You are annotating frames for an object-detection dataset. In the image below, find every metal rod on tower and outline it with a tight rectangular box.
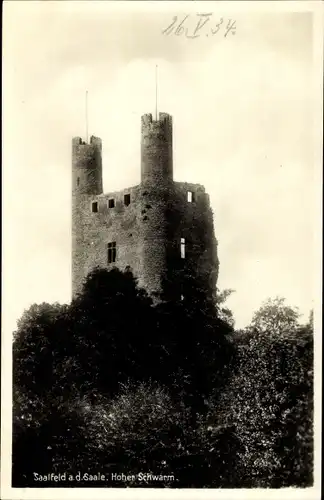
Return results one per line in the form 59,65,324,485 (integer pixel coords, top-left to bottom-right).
85,90,88,142
155,65,158,120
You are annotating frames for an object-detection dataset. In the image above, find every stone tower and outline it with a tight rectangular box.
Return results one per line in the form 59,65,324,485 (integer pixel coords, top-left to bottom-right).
72,112,219,300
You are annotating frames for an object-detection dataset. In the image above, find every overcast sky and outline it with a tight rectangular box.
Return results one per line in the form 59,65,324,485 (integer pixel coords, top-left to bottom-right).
3,1,320,334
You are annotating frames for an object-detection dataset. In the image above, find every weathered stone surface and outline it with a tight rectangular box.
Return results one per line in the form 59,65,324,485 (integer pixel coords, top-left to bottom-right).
72,113,219,299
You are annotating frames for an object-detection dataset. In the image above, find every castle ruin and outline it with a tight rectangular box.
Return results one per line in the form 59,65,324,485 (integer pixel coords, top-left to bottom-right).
72,112,219,301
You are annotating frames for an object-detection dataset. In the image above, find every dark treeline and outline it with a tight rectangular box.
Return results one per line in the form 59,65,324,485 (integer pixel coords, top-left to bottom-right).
12,268,313,488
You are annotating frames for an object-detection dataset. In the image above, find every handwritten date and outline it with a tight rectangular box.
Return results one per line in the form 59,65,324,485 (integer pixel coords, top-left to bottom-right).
162,13,236,38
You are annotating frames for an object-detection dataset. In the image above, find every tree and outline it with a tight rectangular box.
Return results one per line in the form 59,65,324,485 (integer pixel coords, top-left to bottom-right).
308,309,314,329
155,265,236,416
215,288,235,327
250,296,300,335
65,380,241,488
67,266,156,398
12,302,70,485
11,266,236,487
13,302,69,416
213,300,313,487
12,268,156,486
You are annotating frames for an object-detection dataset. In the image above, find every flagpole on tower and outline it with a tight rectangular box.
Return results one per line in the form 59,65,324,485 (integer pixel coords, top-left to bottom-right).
155,65,158,120
85,90,89,142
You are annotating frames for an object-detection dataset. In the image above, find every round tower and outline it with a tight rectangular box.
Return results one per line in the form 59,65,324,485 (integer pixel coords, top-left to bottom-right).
72,135,103,297
141,112,173,186
139,112,174,297
72,135,103,196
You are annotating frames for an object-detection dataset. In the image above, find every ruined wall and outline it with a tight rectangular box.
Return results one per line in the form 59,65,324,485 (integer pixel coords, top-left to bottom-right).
165,182,219,300
72,184,144,296
72,114,219,301
72,180,218,300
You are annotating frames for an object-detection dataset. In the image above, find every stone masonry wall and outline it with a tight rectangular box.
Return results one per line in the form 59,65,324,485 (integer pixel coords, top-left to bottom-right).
72,181,218,299
72,185,143,296
72,114,219,300
168,182,219,299
72,136,103,296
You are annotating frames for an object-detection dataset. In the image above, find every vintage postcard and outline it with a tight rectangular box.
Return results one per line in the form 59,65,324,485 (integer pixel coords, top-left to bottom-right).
1,1,322,499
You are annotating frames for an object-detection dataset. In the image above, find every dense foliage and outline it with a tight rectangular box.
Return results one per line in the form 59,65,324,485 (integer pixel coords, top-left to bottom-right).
214,324,313,487
12,269,313,488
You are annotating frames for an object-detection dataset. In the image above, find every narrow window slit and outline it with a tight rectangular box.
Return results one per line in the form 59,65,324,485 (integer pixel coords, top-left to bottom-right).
187,191,195,203
181,238,186,259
